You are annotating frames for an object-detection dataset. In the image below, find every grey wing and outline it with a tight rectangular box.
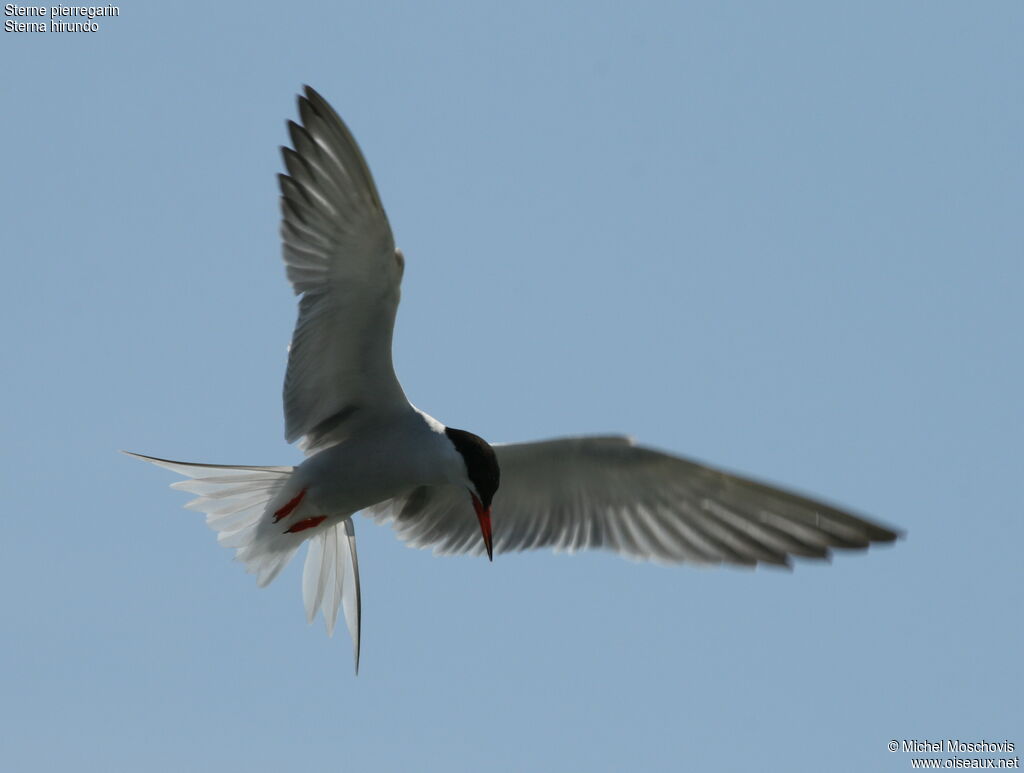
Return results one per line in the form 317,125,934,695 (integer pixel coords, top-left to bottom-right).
368,436,901,567
279,86,409,454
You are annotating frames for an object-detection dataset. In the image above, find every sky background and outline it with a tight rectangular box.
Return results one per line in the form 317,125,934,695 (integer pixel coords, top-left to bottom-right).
3,2,1021,771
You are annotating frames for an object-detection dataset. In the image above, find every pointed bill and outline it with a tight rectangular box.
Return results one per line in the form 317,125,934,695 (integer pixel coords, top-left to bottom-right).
471,494,493,561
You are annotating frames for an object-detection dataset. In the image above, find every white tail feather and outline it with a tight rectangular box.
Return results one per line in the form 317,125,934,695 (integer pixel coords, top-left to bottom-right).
125,451,300,586
302,520,362,672
126,450,363,671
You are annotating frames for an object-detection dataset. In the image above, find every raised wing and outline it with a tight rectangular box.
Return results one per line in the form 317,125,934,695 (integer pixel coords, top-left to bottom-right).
368,436,901,567
279,86,408,453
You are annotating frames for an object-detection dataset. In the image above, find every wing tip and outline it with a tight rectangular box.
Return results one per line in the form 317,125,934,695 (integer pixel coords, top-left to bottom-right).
301,85,330,114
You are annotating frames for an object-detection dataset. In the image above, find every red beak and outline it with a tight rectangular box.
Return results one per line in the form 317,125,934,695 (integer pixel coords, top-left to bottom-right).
471,493,493,561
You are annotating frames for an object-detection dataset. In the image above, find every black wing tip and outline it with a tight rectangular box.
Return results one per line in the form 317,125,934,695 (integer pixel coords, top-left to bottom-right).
281,145,314,180
286,119,312,149
299,85,331,119
865,522,905,544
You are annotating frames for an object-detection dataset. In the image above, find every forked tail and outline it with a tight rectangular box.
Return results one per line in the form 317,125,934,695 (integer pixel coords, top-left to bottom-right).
124,451,362,671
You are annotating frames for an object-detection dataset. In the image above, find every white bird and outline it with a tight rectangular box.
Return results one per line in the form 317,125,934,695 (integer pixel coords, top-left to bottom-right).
127,86,900,672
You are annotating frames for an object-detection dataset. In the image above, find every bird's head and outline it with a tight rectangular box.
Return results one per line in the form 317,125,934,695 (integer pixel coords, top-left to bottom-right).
444,427,500,560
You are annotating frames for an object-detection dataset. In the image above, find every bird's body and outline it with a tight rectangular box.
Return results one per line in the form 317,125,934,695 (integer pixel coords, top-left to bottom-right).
128,86,900,671
295,407,460,518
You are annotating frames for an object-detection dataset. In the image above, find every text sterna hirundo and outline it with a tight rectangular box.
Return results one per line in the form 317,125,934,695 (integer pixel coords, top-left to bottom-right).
127,86,900,672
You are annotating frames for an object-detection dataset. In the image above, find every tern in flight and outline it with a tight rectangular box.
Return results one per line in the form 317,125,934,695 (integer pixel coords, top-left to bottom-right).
127,86,900,672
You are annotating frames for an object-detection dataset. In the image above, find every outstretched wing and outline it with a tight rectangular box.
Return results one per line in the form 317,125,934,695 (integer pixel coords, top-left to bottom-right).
368,436,901,567
279,86,409,453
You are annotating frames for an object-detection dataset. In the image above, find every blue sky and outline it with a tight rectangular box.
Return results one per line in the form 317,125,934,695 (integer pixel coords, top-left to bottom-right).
3,2,1021,771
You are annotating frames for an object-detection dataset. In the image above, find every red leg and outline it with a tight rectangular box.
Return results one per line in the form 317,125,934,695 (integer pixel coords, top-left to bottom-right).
284,515,327,534
272,488,307,522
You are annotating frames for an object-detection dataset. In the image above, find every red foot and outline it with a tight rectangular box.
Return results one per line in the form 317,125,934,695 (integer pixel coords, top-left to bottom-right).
284,516,327,534
273,488,307,522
